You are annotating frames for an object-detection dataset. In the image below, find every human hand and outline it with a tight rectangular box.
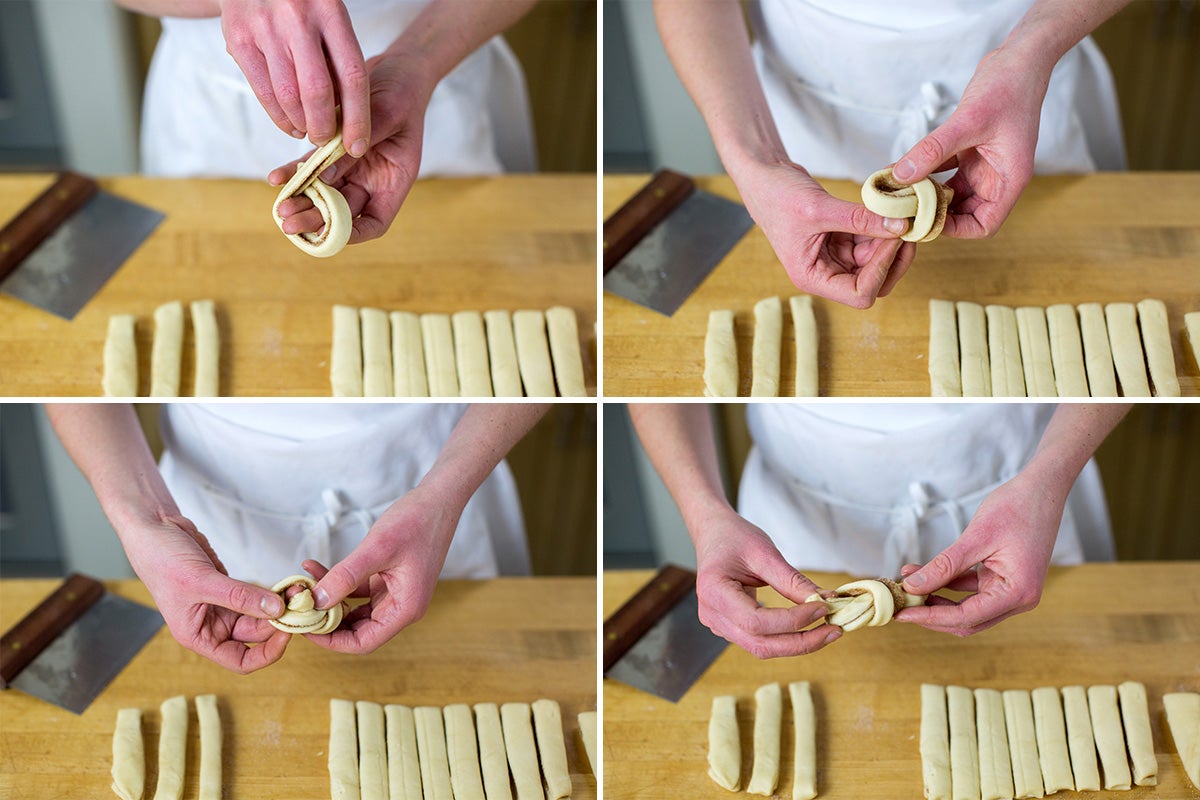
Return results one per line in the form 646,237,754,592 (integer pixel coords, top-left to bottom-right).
693,507,841,658
220,0,371,154
731,159,915,309
123,514,290,673
303,483,458,654
891,45,1049,239
895,471,1064,636
268,50,431,244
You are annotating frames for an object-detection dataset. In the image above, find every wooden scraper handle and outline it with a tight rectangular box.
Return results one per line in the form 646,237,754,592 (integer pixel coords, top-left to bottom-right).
0,171,98,282
603,563,696,672
602,169,695,274
0,573,105,689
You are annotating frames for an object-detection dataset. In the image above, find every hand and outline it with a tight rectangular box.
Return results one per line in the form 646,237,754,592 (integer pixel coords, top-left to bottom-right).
303,483,458,654
693,507,841,658
220,0,371,154
896,471,1064,636
732,159,915,309
269,50,431,244
892,45,1048,239
124,515,290,673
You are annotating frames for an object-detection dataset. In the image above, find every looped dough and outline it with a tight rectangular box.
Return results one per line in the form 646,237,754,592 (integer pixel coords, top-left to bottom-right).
267,575,346,634
806,578,925,632
861,168,953,243
272,132,352,258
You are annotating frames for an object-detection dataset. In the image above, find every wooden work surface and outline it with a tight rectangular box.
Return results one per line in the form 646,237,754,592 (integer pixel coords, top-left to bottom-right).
603,564,1200,800
603,173,1200,397
0,577,597,799
0,174,596,396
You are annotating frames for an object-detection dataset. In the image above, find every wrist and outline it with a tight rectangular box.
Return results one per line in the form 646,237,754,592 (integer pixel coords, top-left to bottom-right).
681,493,738,547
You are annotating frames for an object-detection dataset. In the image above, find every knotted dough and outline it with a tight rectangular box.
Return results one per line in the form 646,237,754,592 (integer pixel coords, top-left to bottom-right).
861,168,953,243
267,575,346,634
272,132,353,258
806,578,925,632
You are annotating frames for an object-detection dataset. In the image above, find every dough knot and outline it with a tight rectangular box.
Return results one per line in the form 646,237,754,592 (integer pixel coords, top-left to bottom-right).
861,167,953,243
272,131,352,258
806,578,925,632
267,574,347,634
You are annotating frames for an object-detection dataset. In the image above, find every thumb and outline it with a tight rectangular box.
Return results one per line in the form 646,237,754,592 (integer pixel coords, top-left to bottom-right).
893,115,970,184
195,572,285,619
902,537,981,596
821,197,909,238
752,551,821,607
312,546,381,610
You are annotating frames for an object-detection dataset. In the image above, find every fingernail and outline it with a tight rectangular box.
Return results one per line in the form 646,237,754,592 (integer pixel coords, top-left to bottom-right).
314,587,330,609
905,572,926,590
349,138,367,157
893,159,915,182
884,217,908,235
261,596,283,617
823,629,841,645
290,129,304,139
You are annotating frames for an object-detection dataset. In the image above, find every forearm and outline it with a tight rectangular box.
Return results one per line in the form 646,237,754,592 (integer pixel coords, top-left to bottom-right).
416,403,550,509
1022,403,1131,501
627,404,732,535
382,0,537,91
45,405,180,533
653,0,788,176
114,0,219,17
1000,0,1130,77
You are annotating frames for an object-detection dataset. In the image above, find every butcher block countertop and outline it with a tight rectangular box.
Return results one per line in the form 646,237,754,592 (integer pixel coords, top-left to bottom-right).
603,173,1200,397
0,174,596,396
603,563,1200,800
0,577,596,799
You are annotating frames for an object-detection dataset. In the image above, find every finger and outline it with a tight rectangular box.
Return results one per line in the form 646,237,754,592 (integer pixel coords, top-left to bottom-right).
231,615,281,643
900,606,1026,638
902,536,985,596
262,43,306,136
747,554,823,607
900,562,978,593
289,32,337,145
877,241,918,297
268,158,304,187
322,15,371,156
897,588,1013,631
306,593,422,654
281,207,328,235
716,616,843,660
225,34,298,137
193,572,285,619
818,197,908,239
704,577,827,636
311,544,386,610
893,115,973,184
208,629,291,674
301,559,330,581
940,211,989,240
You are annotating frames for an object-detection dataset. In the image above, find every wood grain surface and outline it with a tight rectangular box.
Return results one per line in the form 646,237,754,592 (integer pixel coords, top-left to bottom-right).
603,564,1200,800
0,175,596,396
603,174,1200,397
0,577,596,799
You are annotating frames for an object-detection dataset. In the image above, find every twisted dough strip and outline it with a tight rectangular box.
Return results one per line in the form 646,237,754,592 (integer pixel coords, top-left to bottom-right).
272,132,352,258
267,575,347,634
861,168,953,243
806,578,925,632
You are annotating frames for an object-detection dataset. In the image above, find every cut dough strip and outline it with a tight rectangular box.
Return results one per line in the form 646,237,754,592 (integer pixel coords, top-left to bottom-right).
986,304,1026,397
103,314,138,397
360,307,394,398
975,688,1014,800
921,685,952,800
790,295,818,397
330,699,361,800
747,682,782,796
501,702,545,800
331,304,364,397
1105,303,1151,397
1087,685,1132,790
272,131,352,257
154,694,187,800
704,309,738,397
476,703,514,800
1045,304,1089,397
806,578,924,632
957,301,991,397
150,300,183,397
421,313,460,397
445,704,487,800
750,296,781,397
1061,686,1100,792
513,310,557,398
358,701,388,800
707,695,740,791
532,698,572,800
1031,686,1073,793
416,706,454,800
1078,303,1118,397
545,306,588,397
1117,681,1156,786
196,695,222,800
929,299,961,397
1163,692,1200,791
1136,298,1181,396
111,708,144,800
861,167,952,242
387,704,423,800
391,311,429,397
453,310,494,397
190,300,219,397
577,711,597,777
946,686,980,800
1015,307,1056,397
1186,312,1200,370
789,681,816,800
1002,689,1043,799
485,311,524,397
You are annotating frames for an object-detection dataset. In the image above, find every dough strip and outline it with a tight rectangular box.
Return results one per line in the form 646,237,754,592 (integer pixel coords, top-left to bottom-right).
1060,686,1099,791
986,304,1026,397
330,698,361,800
445,704,487,800
357,701,388,800
546,305,588,397
111,707,144,800
331,304,364,397
453,310,495,397
707,695,740,791
1045,304,1089,397
1185,312,1200,370
947,685,980,800
196,694,222,800
1117,681,1157,786
1015,306,1057,397
272,131,351,257
513,310,557,397
415,706,453,800
475,703,514,800
1104,302,1151,397
1031,686,1074,793
1136,298,1181,396
1087,685,1131,790
501,702,545,800
190,300,219,397
1002,689,1043,799
704,309,738,397
577,711,597,777
790,295,818,397
484,310,523,397
790,681,816,800
150,300,183,397
386,704,423,800
533,699,572,800
103,314,139,397
1077,302,1117,396
929,299,961,397
1163,692,1200,791
975,688,1014,800
390,311,428,397
747,682,782,796
360,307,394,397
154,694,187,800
421,313,460,397
920,684,951,800
750,296,781,397
956,301,991,396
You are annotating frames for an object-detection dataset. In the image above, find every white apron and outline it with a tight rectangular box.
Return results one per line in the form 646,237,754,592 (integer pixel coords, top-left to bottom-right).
157,404,530,586
738,404,1114,577
749,0,1127,180
141,0,535,178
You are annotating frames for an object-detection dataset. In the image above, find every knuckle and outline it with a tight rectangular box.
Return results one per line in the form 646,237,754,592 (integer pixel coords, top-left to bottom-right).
224,583,254,612
916,136,946,166
745,640,773,660
847,204,873,233
340,62,369,90
303,76,334,98
275,82,301,106
928,551,958,580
